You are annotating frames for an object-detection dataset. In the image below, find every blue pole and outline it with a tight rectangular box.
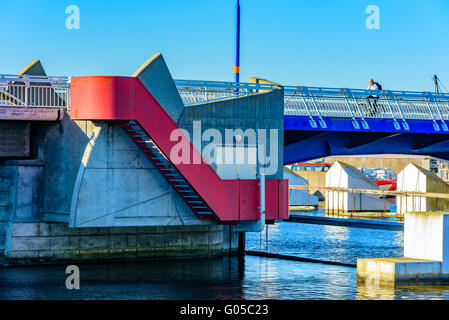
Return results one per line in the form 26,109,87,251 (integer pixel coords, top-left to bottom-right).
235,0,240,84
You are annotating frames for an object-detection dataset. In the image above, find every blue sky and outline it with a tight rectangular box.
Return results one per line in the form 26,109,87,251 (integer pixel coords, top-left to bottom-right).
1,0,448,91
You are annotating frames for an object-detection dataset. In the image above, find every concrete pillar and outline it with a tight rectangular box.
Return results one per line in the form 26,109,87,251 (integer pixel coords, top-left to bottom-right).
357,164,449,285
238,232,245,259
404,212,449,273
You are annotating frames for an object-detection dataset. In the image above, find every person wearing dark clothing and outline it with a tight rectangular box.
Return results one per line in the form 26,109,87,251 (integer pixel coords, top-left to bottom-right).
366,78,381,116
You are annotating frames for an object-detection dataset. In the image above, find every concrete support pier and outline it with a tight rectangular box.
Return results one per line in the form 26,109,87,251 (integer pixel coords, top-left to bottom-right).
358,164,449,286
357,211,449,286
0,55,285,265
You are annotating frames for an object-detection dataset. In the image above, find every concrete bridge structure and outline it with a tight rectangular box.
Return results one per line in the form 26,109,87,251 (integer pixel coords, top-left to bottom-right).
2,53,449,275
0,54,287,265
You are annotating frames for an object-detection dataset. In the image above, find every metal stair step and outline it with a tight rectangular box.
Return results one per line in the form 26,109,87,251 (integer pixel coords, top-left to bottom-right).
130,134,148,138
123,121,215,219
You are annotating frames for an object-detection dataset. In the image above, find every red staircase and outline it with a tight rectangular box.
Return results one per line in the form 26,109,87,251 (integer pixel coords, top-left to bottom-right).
122,120,215,220
70,76,288,223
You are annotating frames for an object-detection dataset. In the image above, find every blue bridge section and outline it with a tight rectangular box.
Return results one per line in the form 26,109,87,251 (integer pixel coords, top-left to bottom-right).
175,80,449,164
284,116,449,164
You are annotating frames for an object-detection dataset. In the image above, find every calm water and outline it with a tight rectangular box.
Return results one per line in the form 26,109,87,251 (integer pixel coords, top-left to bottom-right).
2,212,449,300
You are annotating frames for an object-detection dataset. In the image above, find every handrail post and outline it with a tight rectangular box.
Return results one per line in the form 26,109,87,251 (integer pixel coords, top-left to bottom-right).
346,89,369,129
24,74,30,107
424,92,441,131
389,90,409,130
303,87,327,128
293,87,318,128
342,88,360,129
259,169,265,219
428,92,448,131
385,91,402,130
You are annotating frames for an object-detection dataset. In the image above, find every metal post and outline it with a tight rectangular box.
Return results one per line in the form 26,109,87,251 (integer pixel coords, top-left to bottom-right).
234,0,241,84
389,91,409,130
424,94,441,131
346,89,369,129
24,75,30,107
428,92,448,131
238,232,245,259
342,89,361,129
434,75,440,94
265,225,269,252
385,95,401,130
307,186,310,207
259,169,266,218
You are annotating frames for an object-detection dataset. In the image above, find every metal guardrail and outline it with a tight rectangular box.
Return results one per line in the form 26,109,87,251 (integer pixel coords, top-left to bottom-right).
175,79,449,131
284,86,449,130
0,74,70,108
175,79,278,105
290,185,449,200
2,74,449,129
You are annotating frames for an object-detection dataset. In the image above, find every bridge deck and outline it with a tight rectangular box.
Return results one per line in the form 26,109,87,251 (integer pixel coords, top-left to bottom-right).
3,74,449,131
4,74,449,162
174,79,449,133
0,74,68,120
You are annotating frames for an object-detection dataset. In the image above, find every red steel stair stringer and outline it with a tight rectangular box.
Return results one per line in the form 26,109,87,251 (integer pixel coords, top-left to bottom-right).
70,76,288,222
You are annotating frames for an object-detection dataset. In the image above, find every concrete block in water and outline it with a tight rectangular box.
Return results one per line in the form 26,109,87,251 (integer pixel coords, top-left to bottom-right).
404,212,449,272
357,258,449,285
357,211,449,285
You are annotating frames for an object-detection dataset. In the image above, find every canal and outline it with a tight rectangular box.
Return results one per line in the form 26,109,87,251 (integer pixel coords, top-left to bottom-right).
1,212,449,300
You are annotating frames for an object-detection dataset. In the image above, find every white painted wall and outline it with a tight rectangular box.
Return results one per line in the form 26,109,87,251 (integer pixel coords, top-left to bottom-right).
283,168,318,206
397,164,427,213
404,212,449,272
325,161,390,212
397,163,449,214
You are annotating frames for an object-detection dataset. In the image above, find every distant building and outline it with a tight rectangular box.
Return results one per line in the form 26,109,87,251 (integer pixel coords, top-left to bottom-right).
325,161,390,213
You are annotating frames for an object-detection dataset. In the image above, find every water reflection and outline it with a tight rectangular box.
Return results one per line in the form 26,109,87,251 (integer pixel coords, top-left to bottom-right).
357,282,449,300
246,220,403,265
0,258,245,300
1,217,449,299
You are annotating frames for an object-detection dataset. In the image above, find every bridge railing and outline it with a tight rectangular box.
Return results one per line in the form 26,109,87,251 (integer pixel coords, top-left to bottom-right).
174,79,449,129
2,74,448,127
175,79,278,105
284,86,449,129
0,74,70,108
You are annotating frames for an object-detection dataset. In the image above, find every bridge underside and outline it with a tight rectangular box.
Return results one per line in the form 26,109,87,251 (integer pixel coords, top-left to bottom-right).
284,116,449,164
